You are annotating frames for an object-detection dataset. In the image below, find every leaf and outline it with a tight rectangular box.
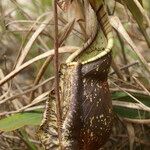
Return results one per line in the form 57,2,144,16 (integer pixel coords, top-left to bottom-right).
133,0,150,28
0,46,79,87
89,0,103,11
58,19,75,45
112,91,150,119
15,15,53,68
116,0,150,47
110,16,150,74
113,106,149,119
0,112,42,132
112,91,128,99
126,123,135,150
112,91,150,106
19,129,37,150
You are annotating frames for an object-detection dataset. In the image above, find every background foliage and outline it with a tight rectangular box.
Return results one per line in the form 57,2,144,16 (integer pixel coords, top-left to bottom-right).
0,0,150,149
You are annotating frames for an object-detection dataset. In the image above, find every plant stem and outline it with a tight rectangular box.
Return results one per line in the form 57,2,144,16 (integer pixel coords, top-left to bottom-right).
54,0,62,149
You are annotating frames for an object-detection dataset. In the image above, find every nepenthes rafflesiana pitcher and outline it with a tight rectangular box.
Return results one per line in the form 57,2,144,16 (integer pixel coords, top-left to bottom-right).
38,0,114,149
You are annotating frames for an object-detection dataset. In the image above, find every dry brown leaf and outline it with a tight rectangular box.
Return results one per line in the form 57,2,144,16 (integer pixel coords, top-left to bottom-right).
15,15,53,68
126,123,135,150
0,46,79,86
112,101,146,111
110,16,150,74
133,0,150,28
58,19,75,45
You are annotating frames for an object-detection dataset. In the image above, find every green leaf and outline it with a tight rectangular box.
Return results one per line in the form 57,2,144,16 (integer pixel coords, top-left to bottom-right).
114,106,150,119
0,112,42,132
112,91,128,99
112,91,150,106
112,91,150,118
19,129,37,150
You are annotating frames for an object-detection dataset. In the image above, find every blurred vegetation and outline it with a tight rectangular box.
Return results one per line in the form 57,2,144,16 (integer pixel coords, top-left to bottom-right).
0,0,150,149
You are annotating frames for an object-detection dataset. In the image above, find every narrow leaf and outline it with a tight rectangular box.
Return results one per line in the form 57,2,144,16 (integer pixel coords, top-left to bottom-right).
116,0,150,47
110,16,150,74
0,112,42,132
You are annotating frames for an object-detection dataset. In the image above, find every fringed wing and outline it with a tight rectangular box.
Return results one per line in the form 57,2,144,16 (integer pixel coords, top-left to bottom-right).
37,95,60,150
38,63,83,150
